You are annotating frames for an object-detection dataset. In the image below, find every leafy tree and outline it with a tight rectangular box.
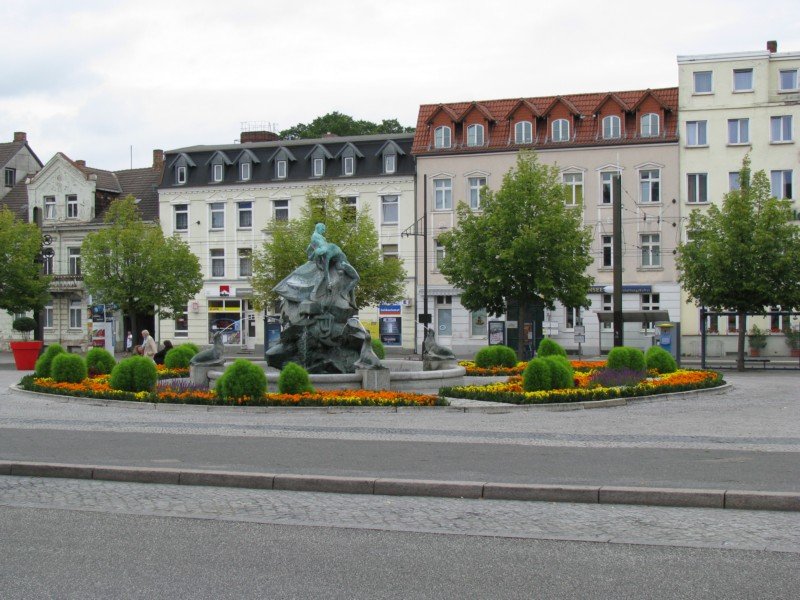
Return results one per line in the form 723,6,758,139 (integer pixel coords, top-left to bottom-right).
438,152,593,357
279,111,414,139
677,156,800,371
0,207,50,316
251,186,406,310
81,196,203,336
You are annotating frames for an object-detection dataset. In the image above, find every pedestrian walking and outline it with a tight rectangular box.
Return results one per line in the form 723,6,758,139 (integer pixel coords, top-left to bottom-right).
140,330,157,360
125,331,133,355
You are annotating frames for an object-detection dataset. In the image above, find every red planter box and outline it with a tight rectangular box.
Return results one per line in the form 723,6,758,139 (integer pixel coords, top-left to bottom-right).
9,341,43,370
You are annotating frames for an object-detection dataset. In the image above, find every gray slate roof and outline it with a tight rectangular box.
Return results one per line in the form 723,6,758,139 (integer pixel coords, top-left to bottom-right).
0,180,31,221
114,166,162,221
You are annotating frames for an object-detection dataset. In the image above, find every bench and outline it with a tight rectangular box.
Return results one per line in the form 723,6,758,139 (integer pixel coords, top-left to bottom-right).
743,358,771,368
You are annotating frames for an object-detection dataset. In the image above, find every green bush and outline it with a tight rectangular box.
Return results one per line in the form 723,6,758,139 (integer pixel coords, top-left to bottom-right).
12,316,37,338
522,358,552,391
50,353,87,383
215,359,268,400
34,344,66,378
86,347,116,376
607,346,646,372
278,362,314,394
371,338,386,359
542,355,574,389
181,343,200,355
475,345,518,368
164,345,195,369
110,356,158,392
645,346,678,374
537,338,567,358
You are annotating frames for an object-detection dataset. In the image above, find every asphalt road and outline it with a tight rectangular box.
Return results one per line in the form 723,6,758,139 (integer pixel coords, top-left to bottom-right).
1,428,799,491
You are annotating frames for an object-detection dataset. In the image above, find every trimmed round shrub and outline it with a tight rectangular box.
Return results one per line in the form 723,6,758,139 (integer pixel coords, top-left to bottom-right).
371,338,386,360
50,353,87,383
278,361,314,394
86,347,116,376
537,338,567,358
522,357,552,392
645,346,678,374
34,344,65,378
542,355,574,389
12,316,37,336
181,343,200,355
607,346,646,372
164,345,195,369
215,359,268,400
110,356,158,392
474,345,518,368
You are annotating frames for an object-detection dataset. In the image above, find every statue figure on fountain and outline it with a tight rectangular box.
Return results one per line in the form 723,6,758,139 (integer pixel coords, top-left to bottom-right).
266,223,382,374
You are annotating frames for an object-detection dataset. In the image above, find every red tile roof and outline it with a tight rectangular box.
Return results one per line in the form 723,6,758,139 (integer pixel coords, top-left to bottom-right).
412,87,679,155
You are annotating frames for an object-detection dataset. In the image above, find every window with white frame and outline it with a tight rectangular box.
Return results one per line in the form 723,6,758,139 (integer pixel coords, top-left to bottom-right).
468,176,486,209
174,204,188,231
382,244,399,262
43,252,53,275
601,171,620,205
602,294,612,329
565,306,581,330
728,118,749,144
729,172,741,191
43,302,54,328
238,248,252,277
340,196,357,222
69,299,82,329
212,163,224,182
601,234,613,268
602,115,621,139
44,196,56,219
771,170,793,200
240,162,251,181
641,293,660,330
705,310,719,334
780,69,799,92
4,167,14,187
273,199,289,222
210,249,225,278
237,201,252,229
276,160,287,179
563,172,583,206
381,195,398,224
174,307,188,338
66,195,78,218
693,71,713,94
640,233,660,267
434,126,451,149
640,113,660,137
639,169,660,203
435,239,445,269
342,156,354,176
383,153,396,174
209,202,225,230
687,173,708,203
514,121,532,144
313,158,324,177
434,178,452,210
176,165,187,185
466,124,484,147
733,68,753,92
552,119,569,142
686,120,707,146
770,115,793,143
68,247,81,275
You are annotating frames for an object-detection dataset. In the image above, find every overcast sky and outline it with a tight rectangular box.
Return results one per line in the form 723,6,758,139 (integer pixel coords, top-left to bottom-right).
2,0,798,171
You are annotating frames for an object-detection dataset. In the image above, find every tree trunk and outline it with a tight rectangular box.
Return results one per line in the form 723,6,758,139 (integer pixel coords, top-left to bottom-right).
737,312,746,372
129,311,138,349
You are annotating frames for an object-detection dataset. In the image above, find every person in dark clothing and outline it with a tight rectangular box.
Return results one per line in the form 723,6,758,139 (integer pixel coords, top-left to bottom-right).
153,340,173,365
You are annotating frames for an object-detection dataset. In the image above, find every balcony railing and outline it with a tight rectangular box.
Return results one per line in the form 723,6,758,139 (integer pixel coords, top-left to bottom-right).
49,274,84,291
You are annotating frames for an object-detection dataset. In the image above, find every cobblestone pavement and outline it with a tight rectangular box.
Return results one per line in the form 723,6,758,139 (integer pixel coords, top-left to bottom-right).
2,370,799,452
1,475,798,553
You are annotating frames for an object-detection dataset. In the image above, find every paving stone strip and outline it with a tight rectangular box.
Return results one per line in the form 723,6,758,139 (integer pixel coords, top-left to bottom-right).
1,460,797,512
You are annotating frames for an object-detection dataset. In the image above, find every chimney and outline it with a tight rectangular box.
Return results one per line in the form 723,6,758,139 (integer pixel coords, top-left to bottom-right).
13,131,27,142
767,40,777,53
240,130,280,143
75,160,86,168
152,149,164,170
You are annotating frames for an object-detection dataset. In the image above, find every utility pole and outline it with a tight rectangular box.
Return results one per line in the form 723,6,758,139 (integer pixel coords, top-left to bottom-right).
612,173,623,347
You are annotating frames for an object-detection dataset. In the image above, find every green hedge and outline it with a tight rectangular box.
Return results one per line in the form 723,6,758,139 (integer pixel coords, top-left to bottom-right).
86,347,116,376
475,345,518,368
537,338,567,358
215,359,268,400
278,362,314,394
34,344,66,378
50,353,87,383
110,356,158,392
645,346,678,374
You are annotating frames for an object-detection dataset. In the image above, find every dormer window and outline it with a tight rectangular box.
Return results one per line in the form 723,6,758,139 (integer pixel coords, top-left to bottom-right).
384,153,396,174
552,119,570,142
343,156,354,176
602,115,621,139
640,113,660,137
434,126,451,149
514,121,532,144
313,158,324,177
212,163,224,182
240,162,251,181
276,160,287,179
176,165,187,184
466,124,484,147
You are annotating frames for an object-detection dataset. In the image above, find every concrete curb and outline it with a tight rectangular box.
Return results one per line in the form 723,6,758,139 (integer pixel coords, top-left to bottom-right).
1,460,797,513
8,382,730,413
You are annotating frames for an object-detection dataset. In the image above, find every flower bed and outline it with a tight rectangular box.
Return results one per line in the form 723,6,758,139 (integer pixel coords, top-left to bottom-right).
459,359,605,376
19,375,445,407
156,364,189,379
441,369,724,405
